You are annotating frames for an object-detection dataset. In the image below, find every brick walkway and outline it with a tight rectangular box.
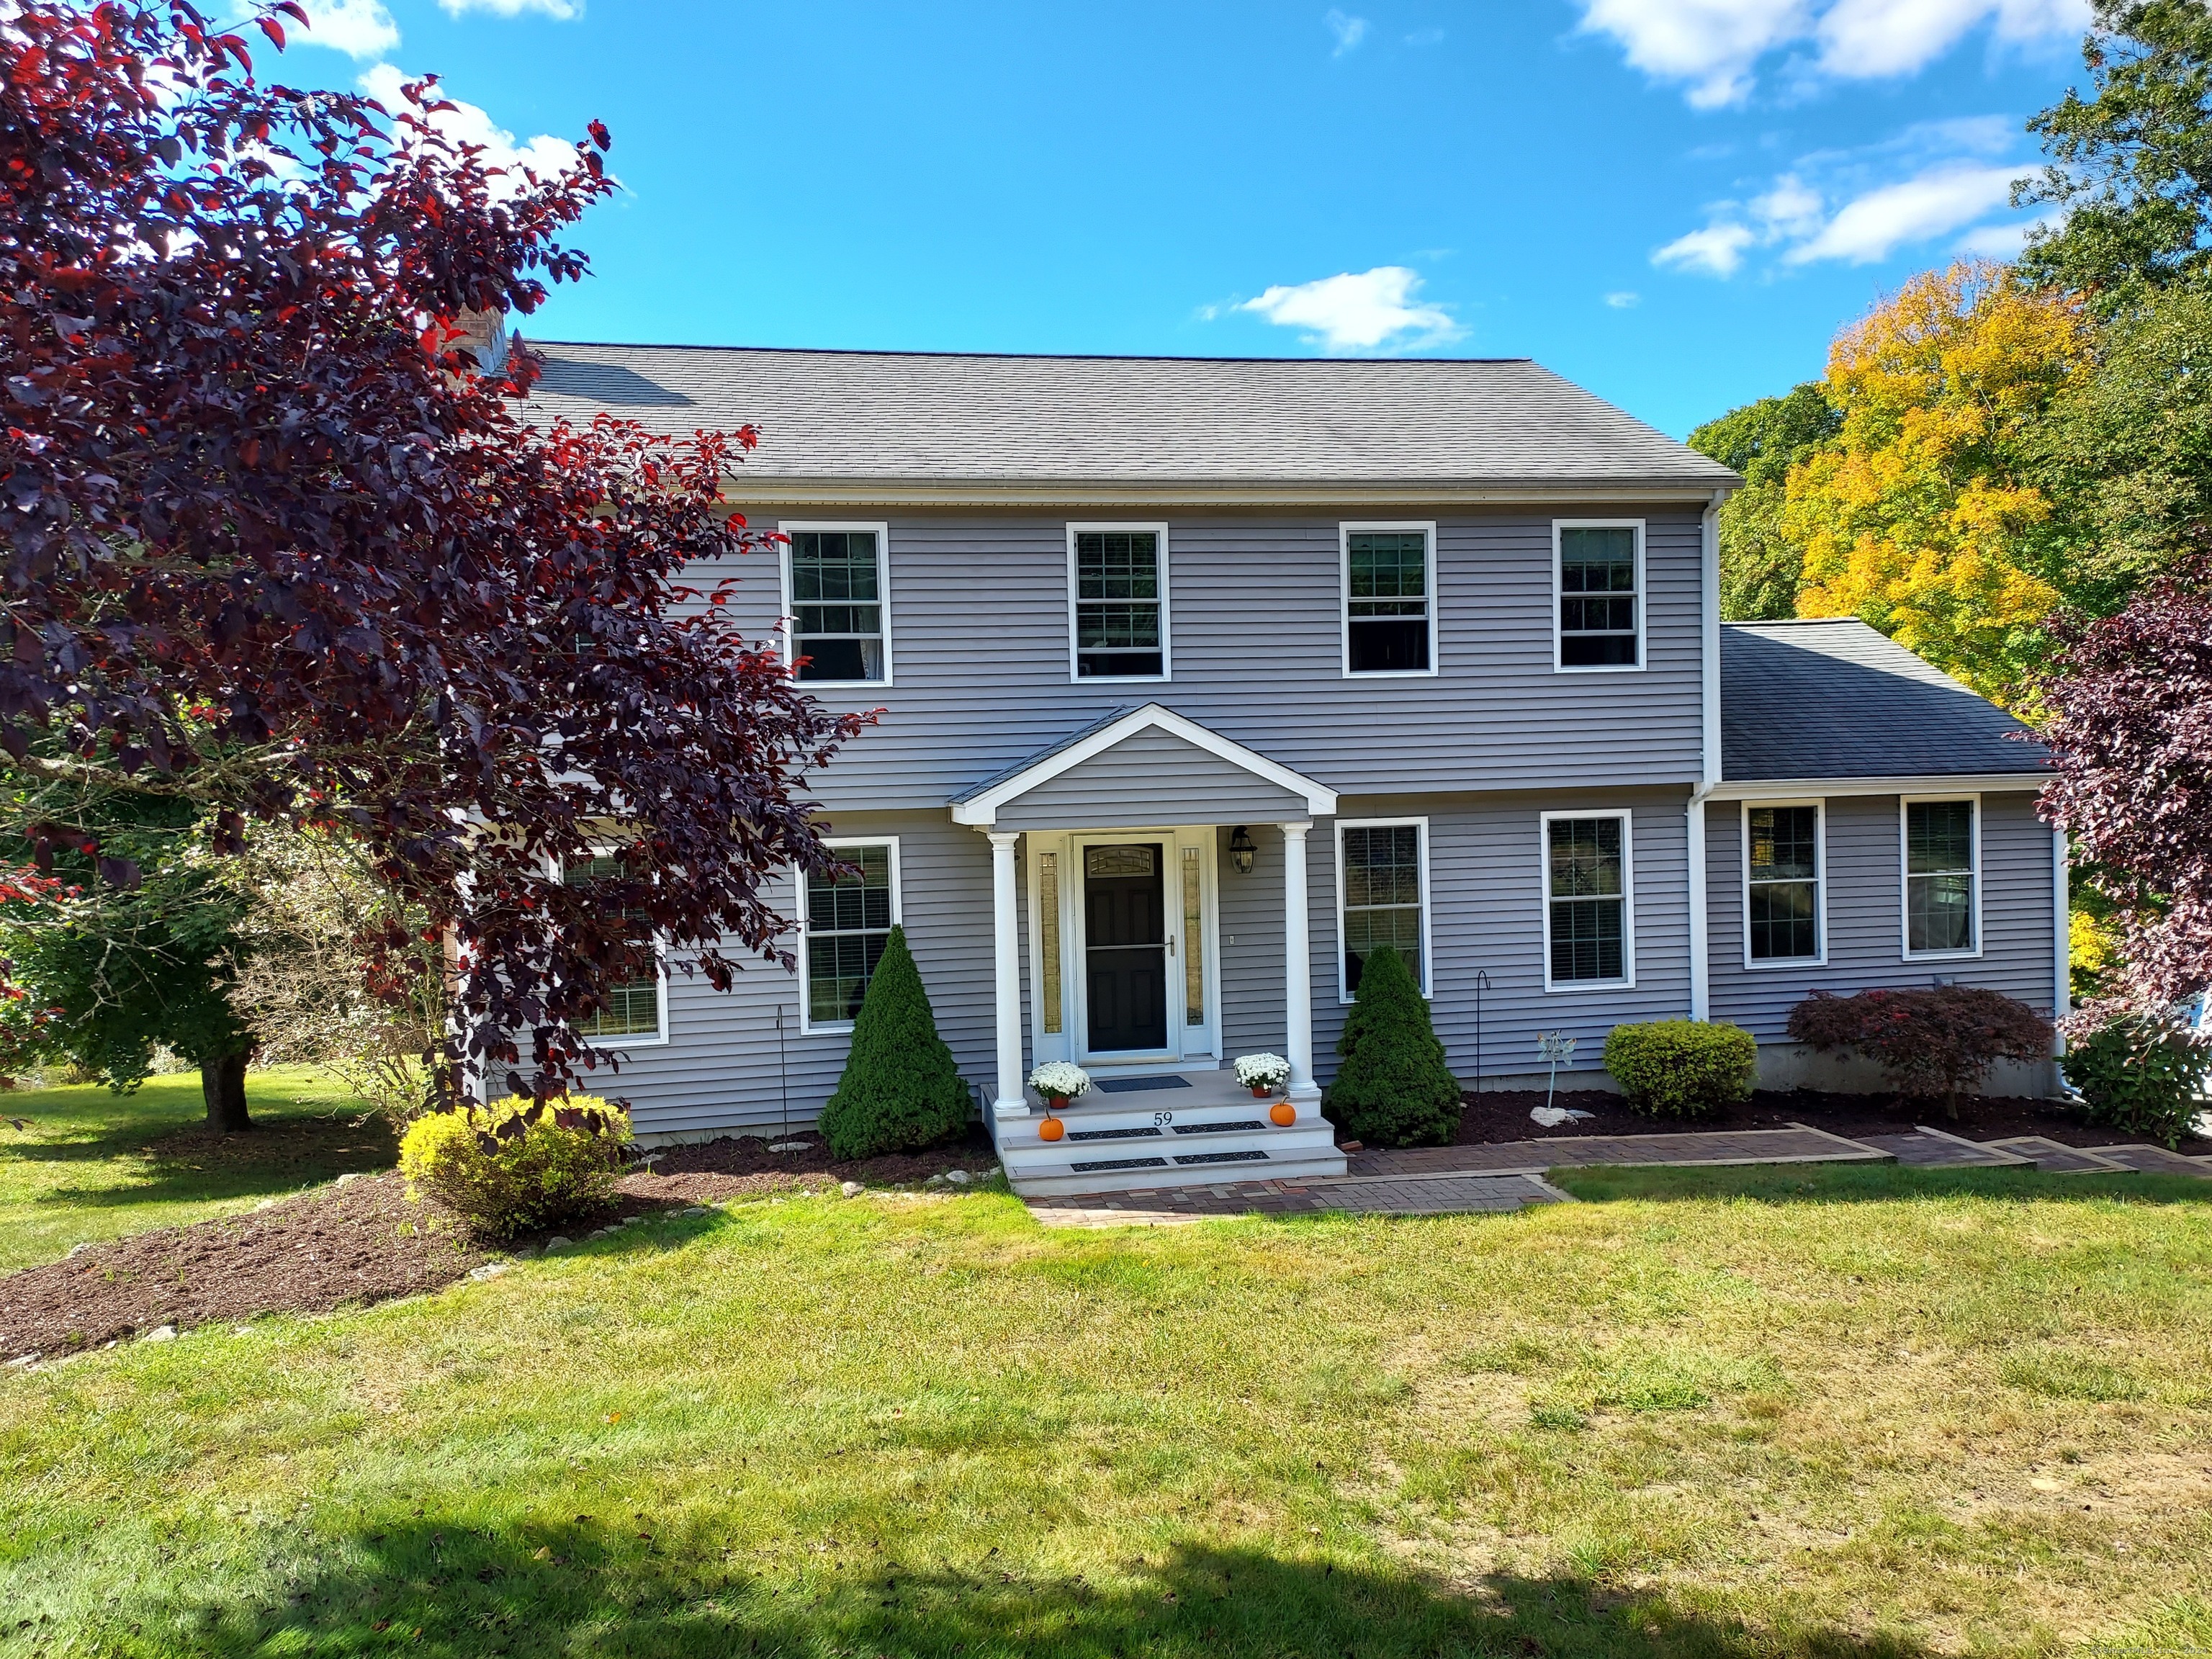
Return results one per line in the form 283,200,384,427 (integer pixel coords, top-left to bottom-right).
1347,1123,1883,1177
1028,1172,1570,1229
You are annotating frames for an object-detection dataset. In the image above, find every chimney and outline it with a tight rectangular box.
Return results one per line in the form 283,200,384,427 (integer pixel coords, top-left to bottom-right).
453,306,510,377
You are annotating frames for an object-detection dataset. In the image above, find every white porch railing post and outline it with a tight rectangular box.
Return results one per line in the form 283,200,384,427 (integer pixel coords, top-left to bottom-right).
989,831,1028,1118
1280,821,1319,1105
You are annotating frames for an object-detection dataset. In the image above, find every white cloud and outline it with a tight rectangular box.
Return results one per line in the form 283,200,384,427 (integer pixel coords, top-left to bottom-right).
289,0,401,57
439,0,581,17
1784,162,2018,263
1956,217,2045,256
358,63,580,186
1325,9,1369,54
1653,222,1758,276
1236,266,1461,353
1577,0,2088,107
1605,290,1642,307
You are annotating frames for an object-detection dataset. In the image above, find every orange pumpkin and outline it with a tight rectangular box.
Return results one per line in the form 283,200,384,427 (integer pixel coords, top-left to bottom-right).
1269,1102,1297,1127
1038,1116,1066,1142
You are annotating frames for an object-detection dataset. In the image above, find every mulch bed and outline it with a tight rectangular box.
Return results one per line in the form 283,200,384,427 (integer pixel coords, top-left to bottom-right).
0,1128,1002,1363
1452,1087,2212,1156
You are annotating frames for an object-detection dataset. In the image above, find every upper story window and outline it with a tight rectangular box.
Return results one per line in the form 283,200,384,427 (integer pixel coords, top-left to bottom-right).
783,523,890,685
1542,811,1633,989
801,840,901,1030
1337,819,1429,999
1903,798,1978,957
1069,525,1168,680
1341,523,1437,676
1555,521,1642,670
561,852,665,1042
1745,803,1822,963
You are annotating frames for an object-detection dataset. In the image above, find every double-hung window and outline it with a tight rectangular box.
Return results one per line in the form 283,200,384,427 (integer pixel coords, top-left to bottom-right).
1342,524,1436,675
1337,820,1428,998
1745,804,1822,963
801,840,900,1029
1542,812,1632,987
1903,799,1977,956
784,523,889,685
1555,521,1642,669
1069,526,1167,678
562,852,665,1041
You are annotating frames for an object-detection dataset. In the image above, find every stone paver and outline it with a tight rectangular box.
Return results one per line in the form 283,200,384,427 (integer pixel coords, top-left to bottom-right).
1346,1124,1886,1178
1985,1136,2133,1173
2081,1143,2212,1179
1853,1127,2028,1167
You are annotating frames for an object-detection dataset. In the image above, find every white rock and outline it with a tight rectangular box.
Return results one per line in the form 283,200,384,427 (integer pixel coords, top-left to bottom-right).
65,1241,90,1258
544,1236,574,1253
1564,1108,1596,1120
585,1228,613,1240
945,1169,973,1186
840,1181,862,1197
143,1326,177,1343
469,1263,511,1282
334,1172,366,1186
678,1205,710,1216
767,1141,809,1153
233,1326,253,1336
1529,1107,1569,1128
254,1198,279,1211
924,1174,948,1187
6,1353,38,1368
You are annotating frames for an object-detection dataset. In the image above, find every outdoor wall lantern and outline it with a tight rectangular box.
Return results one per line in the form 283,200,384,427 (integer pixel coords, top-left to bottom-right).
1229,826,1256,876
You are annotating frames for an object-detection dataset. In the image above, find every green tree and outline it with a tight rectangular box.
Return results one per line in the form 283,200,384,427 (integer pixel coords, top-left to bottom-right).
0,795,257,1131
2018,0,2212,310
1321,945,1460,1148
816,927,971,1161
1688,382,1843,619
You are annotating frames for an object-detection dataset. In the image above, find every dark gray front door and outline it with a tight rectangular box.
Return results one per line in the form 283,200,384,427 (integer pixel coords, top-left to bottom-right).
1084,844,1166,1053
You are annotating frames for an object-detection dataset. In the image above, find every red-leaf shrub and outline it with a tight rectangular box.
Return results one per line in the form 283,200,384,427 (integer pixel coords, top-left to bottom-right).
0,3,869,1097
1785,987,2054,1118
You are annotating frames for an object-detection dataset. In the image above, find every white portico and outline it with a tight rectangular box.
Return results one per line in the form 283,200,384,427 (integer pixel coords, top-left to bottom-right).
949,706,1347,1193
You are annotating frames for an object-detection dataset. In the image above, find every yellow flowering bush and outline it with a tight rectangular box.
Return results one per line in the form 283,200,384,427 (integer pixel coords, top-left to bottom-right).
398,1094,631,1240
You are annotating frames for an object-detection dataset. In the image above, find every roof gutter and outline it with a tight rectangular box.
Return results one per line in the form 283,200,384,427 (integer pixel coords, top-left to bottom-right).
716,477,1740,511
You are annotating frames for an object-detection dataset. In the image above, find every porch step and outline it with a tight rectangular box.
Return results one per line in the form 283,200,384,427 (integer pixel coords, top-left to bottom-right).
1007,1148,1352,1198
999,1117,1346,1197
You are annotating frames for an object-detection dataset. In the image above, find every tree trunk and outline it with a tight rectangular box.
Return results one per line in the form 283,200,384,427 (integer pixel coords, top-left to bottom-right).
202,1051,251,1134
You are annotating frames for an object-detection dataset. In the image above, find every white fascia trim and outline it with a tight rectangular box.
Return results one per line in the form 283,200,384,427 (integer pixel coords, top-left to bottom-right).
1899,793,1983,963
1737,797,1827,971
1539,808,1638,993
1700,492,1723,783
1339,521,1439,679
794,835,905,1036
1066,521,1172,685
777,520,894,689
725,477,1737,510
949,703,1339,825
1707,773,2046,801
1552,517,1647,675
1335,817,1434,1004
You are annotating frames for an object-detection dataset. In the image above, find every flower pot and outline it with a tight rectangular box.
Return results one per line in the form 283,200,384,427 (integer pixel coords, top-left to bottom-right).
1048,1094,1069,1110
1038,1116,1066,1142
1250,1084,1270,1098
1269,1102,1297,1128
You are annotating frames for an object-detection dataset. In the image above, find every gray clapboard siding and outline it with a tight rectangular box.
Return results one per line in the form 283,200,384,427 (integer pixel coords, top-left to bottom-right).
993,727,1311,830
1215,822,1290,1062
1705,791,2059,1043
676,505,1707,810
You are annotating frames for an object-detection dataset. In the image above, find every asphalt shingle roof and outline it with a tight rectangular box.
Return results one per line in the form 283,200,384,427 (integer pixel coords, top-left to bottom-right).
1722,619,2048,782
518,344,1740,491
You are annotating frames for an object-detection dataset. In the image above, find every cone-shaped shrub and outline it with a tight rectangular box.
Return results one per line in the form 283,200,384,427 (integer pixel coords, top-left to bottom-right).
1322,945,1461,1147
817,926,972,1159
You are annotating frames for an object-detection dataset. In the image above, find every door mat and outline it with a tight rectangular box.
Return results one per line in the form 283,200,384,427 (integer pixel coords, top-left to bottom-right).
1094,1076,1194,1094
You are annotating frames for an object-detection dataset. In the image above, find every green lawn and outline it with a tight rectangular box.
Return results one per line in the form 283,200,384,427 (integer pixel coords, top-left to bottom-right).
0,1069,390,1272
4,1138,2212,1657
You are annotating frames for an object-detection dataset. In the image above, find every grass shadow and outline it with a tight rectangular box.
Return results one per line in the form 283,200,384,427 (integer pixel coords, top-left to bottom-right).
32,1108,397,1211
63,1527,1935,1659
1550,1161,2212,1207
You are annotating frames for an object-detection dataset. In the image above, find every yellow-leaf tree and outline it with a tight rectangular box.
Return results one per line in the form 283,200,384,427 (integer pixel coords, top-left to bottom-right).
1783,261,2091,706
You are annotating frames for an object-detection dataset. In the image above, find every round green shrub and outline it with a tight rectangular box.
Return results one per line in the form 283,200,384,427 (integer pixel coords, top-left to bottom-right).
397,1093,630,1241
817,925,971,1161
1321,945,1460,1147
2065,1015,2211,1148
1602,1020,1757,1118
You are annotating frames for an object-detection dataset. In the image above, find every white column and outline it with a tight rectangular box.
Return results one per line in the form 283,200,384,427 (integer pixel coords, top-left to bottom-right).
1280,822,1319,1105
989,831,1028,1118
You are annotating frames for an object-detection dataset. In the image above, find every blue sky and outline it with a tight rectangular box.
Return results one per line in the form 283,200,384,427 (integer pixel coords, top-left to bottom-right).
274,0,2096,438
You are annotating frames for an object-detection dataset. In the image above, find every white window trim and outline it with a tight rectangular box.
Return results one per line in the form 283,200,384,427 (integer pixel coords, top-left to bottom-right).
1552,518,1647,675
796,835,905,1035
1740,799,1827,970
778,520,894,689
1066,522,1172,685
1899,794,1983,963
1539,809,1637,992
554,847,671,1049
1334,817,1434,1004
1339,521,1440,680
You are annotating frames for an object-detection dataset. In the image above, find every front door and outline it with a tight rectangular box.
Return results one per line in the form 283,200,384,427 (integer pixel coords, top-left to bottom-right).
1084,843,1166,1053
